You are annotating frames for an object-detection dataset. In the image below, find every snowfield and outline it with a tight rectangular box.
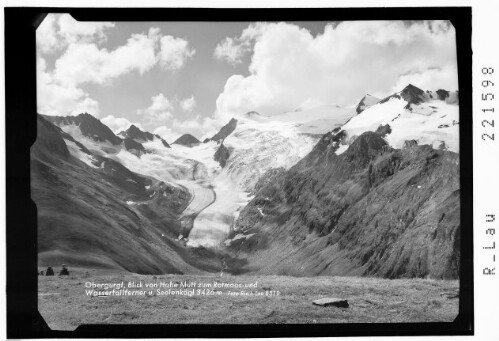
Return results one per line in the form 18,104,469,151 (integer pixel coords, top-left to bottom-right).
268,104,355,134
185,117,318,247
223,117,318,189
60,124,121,156
339,93,459,153
60,115,318,248
63,138,99,168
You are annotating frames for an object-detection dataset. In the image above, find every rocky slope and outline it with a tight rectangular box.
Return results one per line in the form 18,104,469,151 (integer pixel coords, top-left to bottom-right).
229,128,460,279
214,143,231,168
209,118,238,142
32,115,225,274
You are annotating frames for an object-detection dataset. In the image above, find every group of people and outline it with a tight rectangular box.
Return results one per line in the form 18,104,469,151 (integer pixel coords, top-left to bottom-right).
38,264,70,276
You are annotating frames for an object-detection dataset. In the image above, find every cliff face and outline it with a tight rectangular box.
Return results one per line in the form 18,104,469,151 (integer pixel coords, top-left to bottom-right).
210,118,238,142
231,130,460,279
214,143,231,168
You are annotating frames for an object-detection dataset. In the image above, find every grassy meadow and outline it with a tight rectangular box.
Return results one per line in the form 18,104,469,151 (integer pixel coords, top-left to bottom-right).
38,268,459,330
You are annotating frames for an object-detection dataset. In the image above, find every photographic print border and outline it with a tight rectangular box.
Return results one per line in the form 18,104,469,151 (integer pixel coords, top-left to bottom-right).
5,6,473,338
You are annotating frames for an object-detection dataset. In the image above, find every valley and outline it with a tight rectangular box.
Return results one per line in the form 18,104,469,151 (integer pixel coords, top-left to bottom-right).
33,84,461,280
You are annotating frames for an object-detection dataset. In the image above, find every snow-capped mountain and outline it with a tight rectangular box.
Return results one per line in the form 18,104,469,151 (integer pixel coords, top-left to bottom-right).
119,124,170,148
45,113,122,145
33,83,461,278
336,84,459,153
44,113,147,157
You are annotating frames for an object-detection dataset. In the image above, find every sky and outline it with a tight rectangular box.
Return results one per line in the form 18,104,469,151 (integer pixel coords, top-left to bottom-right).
36,15,458,141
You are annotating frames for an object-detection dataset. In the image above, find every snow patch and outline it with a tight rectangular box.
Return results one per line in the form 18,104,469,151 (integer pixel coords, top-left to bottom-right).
341,96,459,152
223,233,256,246
335,144,349,155
63,139,99,168
60,124,121,156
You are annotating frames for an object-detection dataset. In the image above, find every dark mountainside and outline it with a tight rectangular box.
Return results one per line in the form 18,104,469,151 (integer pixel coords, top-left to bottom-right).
210,118,238,142
120,124,170,148
44,113,122,145
214,143,232,168
378,84,428,110
173,134,201,147
230,128,460,279
399,84,426,105
123,138,146,157
436,89,450,101
32,115,224,274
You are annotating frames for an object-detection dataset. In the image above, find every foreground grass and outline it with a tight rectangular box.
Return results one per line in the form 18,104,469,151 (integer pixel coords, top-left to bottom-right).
38,268,459,330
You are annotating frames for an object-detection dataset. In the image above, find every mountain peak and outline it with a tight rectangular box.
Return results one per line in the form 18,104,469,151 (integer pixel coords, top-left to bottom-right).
173,133,201,147
400,84,425,105
402,83,423,92
121,124,170,147
44,113,122,145
122,124,153,141
127,124,141,132
76,112,99,122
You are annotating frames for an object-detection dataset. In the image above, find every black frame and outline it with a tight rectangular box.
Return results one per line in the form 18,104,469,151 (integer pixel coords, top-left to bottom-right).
5,7,473,338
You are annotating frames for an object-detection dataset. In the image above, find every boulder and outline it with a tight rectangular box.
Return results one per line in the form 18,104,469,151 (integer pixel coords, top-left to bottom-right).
312,298,349,308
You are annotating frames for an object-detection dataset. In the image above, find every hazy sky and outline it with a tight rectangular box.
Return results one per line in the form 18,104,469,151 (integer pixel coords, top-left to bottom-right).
37,15,458,140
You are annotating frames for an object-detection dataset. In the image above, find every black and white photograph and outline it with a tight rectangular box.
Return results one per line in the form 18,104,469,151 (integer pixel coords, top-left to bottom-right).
4,4,479,338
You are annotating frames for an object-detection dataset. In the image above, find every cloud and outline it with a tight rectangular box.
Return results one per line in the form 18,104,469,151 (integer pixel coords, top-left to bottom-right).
37,17,195,117
159,36,196,71
215,21,458,118
52,28,160,87
388,65,459,94
214,37,250,65
180,96,196,112
171,115,220,140
137,93,174,126
153,125,179,142
36,14,114,54
37,55,101,116
100,115,143,134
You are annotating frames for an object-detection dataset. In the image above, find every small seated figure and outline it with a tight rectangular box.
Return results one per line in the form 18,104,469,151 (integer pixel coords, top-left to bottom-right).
45,267,54,276
59,264,69,276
